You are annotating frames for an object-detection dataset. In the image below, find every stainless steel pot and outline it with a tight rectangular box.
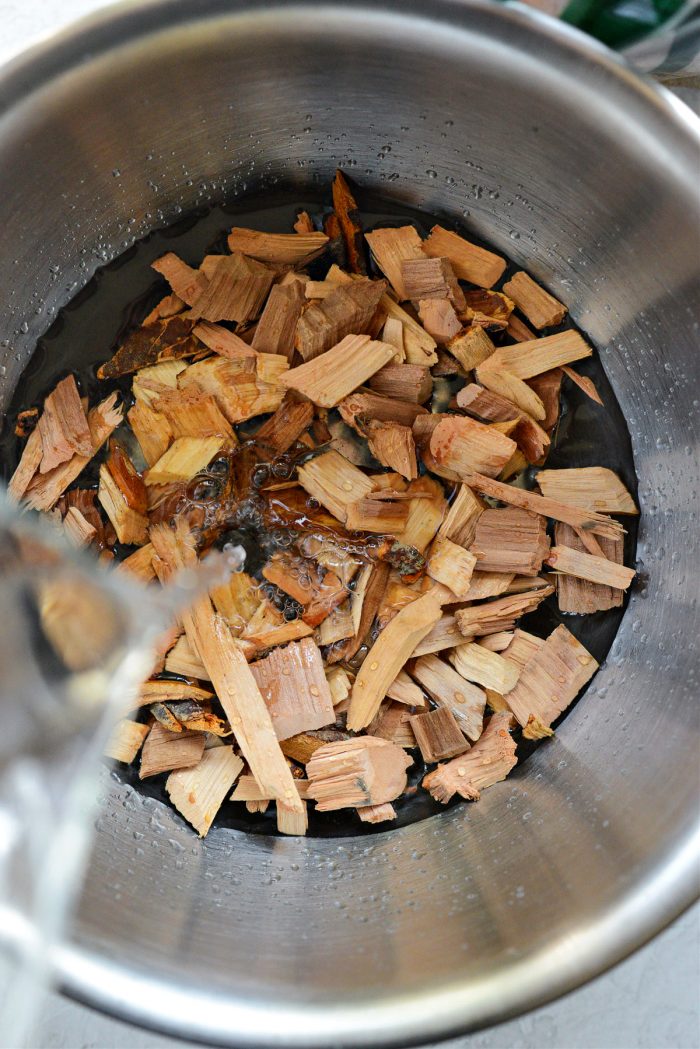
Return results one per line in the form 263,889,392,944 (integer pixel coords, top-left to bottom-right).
0,1,698,1045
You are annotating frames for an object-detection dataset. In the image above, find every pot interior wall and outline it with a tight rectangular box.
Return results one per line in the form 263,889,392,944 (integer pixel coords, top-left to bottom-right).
0,2,697,1045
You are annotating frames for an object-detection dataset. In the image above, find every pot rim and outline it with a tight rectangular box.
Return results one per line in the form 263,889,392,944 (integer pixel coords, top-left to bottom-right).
0,1,698,1046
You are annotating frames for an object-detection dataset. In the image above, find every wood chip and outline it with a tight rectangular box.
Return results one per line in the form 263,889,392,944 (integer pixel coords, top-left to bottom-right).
365,226,424,299
98,462,148,545
502,271,567,329
462,289,514,329
144,435,224,486
489,330,592,380
117,543,156,582
417,298,462,344
7,427,44,501
62,506,97,547
410,654,486,740
466,473,625,540
104,720,149,764
297,449,374,522
139,722,207,778
561,365,603,405
295,279,385,361
332,170,367,275
192,320,257,360
401,476,446,553
187,252,275,325
151,253,204,305
409,707,470,762
444,326,496,371
437,484,484,547
423,225,506,288
357,802,396,823
153,388,236,445
366,420,418,480
427,536,477,599
254,394,314,454
422,712,516,802
166,746,244,836
37,375,92,473
345,496,409,534
249,638,335,740
128,400,172,467
470,507,550,575
251,280,306,359
227,228,328,265
455,587,553,638
554,523,624,613
500,624,598,738
281,334,395,407
339,389,428,431
368,363,433,404
401,255,465,310
535,466,638,515
449,642,520,693
546,544,635,590
181,354,287,424
429,415,517,481
97,315,202,380
306,736,412,809
346,591,442,730
24,393,123,511
386,669,427,708
475,360,546,421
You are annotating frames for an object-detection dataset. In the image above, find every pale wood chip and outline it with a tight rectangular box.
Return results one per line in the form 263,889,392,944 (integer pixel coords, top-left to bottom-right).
489,330,592,380
37,375,92,473
227,228,329,265
429,415,516,481
546,544,635,590
144,435,224,486
252,280,306,359
554,523,624,613
445,326,496,371
449,642,520,693
416,298,462,344
297,449,374,523
423,225,506,288
7,427,44,501
365,226,424,299
306,736,413,809
281,334,395,407
357,802,397,823
502,271,567,329
475,360,546,421
140,722,207,778
469,507,550,576
437,484,484,548
104,719,149,764
410,654,486,741
427,536,477,600
535,466,638,515
166,746,244,836
151,253,205,305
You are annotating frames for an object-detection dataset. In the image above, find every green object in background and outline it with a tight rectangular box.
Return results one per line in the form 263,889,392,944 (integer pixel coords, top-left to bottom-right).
560,0,687,48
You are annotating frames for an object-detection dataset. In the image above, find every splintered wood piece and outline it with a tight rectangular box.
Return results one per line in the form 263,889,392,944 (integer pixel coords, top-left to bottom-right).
429,415,516,481
144,435,223,486
245,620,314,654
423,225,506,288
279,732,326,764
192,321,257,360
507,314,537,342
254,395,313,453
401,256,465,309
364,226,424,299
166,746,244,837
117,543,155,582
24,393,123,511
464,571,516,600
104,720,149,764
410,654,486,740
470,507,550,575
132,360,188,407
339,390,428,431
500,627,545,669
438,484,484,548
546,544,635,590
455,588,553,638
37,375,92,473
502,271,567,329
368,363,433,404
63,506,97,547
450,642,520,695
412,614,463,656
326,561,390,665
527,368,563,432
98,463,148,545
402,476,446,553
422,711,516,802
187,253,274,325
139,722,207,778
477,631,515,653
381,316,405,361
462,289,514,329
500,623,598,738
368,702,417,747
227,228,329,265
97,315,202,379
128,401,172,467
297,449,374,522
427,536,477,600
466,473,626,540
380,296,438,365
142,293,186,324
456,382,519,421
346,591,442,730
281,334,395,407
386,669,427,708
180,354,286,424
150,522,306,828
210,572,260,635
164,634,209,680
249,638,335,741
252,280,306,358
294,211,314,233
357,802,396,823
366,420,417,480
535,466,638,515
444,325,496,371
153,388,236,445
306,736,412,809
475,361,546,421
561,365,603,405
554,523,624,613
8,428,44,501
489,330,592,380
294,280,386,361
151,253,204,305
136,680,214,708
417,298,462,344
345,497,409,534
332,170,367,275
325,666,353,708
409,707,470,762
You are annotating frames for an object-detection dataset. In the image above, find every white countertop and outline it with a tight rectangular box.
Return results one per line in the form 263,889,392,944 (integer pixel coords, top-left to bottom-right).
2,2,698,1046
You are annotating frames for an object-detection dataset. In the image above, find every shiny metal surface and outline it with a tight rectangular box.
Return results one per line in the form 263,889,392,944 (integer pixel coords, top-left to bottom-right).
0,1,698,1045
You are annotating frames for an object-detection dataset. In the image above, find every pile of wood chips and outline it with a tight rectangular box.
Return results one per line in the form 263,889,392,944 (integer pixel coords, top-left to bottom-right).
7,171,638,837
